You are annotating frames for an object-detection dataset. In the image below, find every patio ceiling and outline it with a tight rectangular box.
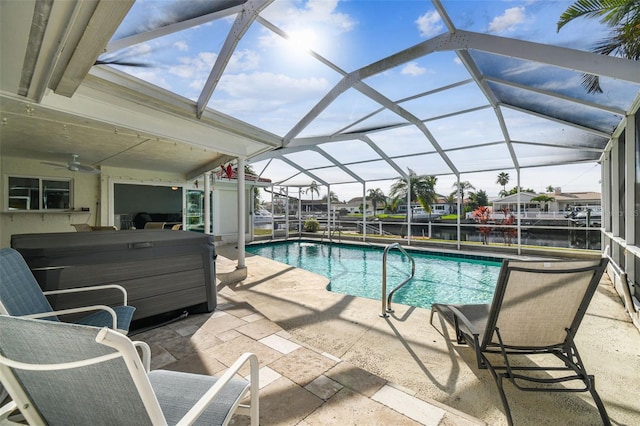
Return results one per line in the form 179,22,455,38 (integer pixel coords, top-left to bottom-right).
1,0,639,184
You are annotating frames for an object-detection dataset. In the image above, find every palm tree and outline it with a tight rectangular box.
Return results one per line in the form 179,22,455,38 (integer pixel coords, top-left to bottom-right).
390,169,438,213
496,172,510,196
367,188,387,214
245,164,261,210
531,194,556,212
305,181,320,214
451,181,475,206
468,189,489,210
546,185,555,193
505,186,537,196
387,196,402,213
557,0,640,93
321,191,340,203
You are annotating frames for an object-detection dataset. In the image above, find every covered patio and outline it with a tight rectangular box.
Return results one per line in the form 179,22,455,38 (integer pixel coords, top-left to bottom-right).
1,0,639,424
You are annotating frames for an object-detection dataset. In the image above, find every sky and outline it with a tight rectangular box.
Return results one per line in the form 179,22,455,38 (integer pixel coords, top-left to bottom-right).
104,0,634,201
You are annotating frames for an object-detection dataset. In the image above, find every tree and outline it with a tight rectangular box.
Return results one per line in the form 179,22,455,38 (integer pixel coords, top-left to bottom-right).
322,191,340,203
451,181,475,206
245,164,261,209
389,169,438,213
505,186,536,195
531,194,556,212
468,189,489,211
367,188,387,214
496,172,510,196
557,0,640,93
472,206,493,245
387,196,402,213
546,185,555,193
444,193,457,214
305,181,320,213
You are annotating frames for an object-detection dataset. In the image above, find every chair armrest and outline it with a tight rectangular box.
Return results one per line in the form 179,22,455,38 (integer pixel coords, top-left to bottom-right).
176,352,259,426
446,305,480,338
132,341,151,372
0,400,23,425
22,305,118,330
44,284,128,305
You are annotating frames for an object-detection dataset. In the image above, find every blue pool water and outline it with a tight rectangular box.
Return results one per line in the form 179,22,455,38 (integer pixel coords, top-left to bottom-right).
245,242,502,309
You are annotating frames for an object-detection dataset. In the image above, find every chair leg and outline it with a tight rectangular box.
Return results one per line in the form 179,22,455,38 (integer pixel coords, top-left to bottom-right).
482,355,514,426
587,376,611,426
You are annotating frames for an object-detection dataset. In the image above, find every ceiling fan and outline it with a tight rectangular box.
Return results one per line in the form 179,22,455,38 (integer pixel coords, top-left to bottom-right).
41,154,100,174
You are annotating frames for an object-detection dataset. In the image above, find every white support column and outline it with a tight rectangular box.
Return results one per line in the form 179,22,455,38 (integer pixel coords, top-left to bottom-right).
516,171,522,255
248,184,254,242
602,151,611,233
456,176,461,250
362,184,367,242
270,185,275,239
327,184,332,243
285,187,290,239
611,140,620,238
407,180,412,245
204,172,211,235
298,188,302,238
624,112,636,282
237,158,246,269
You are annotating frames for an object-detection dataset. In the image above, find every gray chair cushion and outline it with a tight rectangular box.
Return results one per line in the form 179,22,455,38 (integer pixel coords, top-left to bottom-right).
149,370,249,426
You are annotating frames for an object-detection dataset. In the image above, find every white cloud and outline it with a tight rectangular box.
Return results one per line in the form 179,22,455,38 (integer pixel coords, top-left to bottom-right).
263,0,355,33
454,57,463,66
219,72,330,103
226,49,261,73
117,43,153,59
488,7,526,33
127,69,170,90
168,51,217,79
416,10,443,38
401,62,427,76
502,60,544,77
173,41,188,51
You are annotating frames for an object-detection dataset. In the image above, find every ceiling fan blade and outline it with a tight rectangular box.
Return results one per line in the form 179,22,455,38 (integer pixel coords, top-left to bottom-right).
41,161,67,168
94,59,153,68
76,164,101,174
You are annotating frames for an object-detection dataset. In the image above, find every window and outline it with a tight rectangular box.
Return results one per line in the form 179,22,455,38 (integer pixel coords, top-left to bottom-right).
7,176,72,211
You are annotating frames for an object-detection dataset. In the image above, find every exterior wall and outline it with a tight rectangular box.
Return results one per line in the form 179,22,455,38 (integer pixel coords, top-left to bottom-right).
602,108,639,330
0,159,250,248
213,180,250,244
1,156,100,247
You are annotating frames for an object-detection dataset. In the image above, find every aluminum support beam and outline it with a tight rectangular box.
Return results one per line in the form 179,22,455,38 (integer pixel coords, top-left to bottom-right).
237,158,246,268
197,0,273,118
204,171,211,235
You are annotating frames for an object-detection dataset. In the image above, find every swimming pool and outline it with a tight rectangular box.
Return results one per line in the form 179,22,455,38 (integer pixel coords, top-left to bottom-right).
245,241,502,309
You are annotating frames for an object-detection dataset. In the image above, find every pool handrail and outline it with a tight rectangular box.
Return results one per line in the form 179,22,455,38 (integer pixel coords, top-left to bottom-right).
380,243,416,317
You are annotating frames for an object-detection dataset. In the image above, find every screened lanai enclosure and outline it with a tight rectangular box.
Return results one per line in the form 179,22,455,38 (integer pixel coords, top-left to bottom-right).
0,0,639,326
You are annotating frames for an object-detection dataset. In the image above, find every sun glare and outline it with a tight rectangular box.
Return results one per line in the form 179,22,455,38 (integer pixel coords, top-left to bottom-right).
285,29,319,53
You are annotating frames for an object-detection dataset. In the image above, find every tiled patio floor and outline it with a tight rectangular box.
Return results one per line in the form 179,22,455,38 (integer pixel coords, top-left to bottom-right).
129,243,640,425
130,287,483,426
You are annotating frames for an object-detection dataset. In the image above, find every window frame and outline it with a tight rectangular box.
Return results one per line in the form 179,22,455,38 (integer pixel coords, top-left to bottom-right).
5,174,73,212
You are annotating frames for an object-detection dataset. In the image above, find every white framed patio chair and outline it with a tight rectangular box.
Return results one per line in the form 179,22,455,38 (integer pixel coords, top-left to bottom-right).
0,247,135,334
0,315,259,425
430,258,610,426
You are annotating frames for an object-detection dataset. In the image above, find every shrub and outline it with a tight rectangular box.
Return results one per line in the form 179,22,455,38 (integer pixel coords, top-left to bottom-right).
304,218,320,232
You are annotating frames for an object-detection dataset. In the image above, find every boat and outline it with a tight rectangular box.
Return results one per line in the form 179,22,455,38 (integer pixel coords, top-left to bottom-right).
253,209,273,224
570,207,601,227
411,207,444,223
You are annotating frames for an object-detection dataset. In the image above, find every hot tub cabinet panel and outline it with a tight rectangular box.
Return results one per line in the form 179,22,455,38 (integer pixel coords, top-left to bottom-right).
10,230,216,321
